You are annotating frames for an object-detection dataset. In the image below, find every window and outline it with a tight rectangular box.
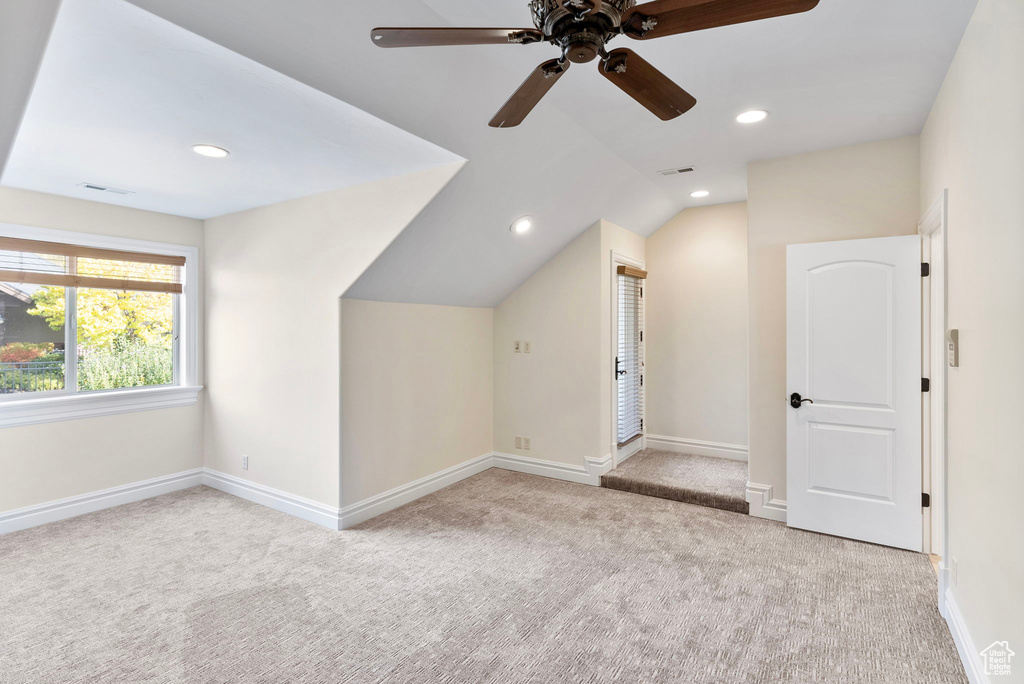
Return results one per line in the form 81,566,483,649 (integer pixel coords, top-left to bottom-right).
616,265,645,447
0,228,199,427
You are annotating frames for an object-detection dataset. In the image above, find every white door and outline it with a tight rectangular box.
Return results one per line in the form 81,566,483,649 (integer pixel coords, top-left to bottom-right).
787,235,922,551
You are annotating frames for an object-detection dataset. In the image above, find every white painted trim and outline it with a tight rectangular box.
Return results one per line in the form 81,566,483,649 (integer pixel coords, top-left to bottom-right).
944,588,988,684
0,452,617,537
919,190,949,594
492,451,600,486
0,385,201,428
0,468,203,535
585,452,614,480
646,434,748,461
746,482,787,522
339,453,493,529
200,469,341,531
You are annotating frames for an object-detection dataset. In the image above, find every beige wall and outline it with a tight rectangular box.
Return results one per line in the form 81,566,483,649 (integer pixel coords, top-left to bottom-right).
920,0,1023,658
494,222,603,466
203,163,461,508
746,136,921,499
0,187,204,511
645,203,748,450
494,220,644,468
340,299,492,504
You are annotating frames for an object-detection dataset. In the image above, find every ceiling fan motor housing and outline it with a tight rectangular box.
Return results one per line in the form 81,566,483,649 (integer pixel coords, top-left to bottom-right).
530,0,637,62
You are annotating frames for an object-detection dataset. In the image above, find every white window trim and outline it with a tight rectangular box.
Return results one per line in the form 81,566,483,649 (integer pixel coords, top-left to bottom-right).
0,223,201,428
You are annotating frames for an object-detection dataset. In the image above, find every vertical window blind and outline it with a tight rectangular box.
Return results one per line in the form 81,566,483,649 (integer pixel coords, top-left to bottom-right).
616,265,646,447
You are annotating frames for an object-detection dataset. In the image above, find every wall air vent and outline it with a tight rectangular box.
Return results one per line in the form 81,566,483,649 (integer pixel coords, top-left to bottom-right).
77,182,135,196
657,166,696,176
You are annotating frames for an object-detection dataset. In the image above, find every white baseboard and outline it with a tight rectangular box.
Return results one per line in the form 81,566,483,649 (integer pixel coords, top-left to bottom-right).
746,482,787,522
201,469,341,531
944,588,988,684
586,453,615,480
0,468,204,535
0,450,626,537
339,453,493,529
646,434,748,461
491,451,610,486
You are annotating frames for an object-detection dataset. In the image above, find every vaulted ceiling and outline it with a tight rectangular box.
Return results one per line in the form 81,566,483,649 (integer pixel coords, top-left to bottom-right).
2,0,976,307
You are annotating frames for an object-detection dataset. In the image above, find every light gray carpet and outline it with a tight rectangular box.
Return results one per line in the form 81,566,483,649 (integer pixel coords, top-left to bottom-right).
602,448,751,514
0,469,964,683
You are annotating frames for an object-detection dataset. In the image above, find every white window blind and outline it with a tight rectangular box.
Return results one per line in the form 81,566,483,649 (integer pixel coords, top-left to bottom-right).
617,267,645,446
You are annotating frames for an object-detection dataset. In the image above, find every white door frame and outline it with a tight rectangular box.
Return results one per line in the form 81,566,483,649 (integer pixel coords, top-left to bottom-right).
919,190,949,611
610,250,646,467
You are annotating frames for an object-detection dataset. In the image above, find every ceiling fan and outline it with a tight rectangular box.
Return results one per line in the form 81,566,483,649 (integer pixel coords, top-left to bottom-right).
372,0,820,128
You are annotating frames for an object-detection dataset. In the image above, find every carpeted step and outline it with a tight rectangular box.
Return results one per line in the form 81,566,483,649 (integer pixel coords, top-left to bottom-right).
601,449,750,514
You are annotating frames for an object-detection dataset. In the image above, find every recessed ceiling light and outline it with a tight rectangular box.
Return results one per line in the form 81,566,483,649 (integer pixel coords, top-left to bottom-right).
510,217,533,234
736,110,768,124
192,144,230,158
690,190,710,199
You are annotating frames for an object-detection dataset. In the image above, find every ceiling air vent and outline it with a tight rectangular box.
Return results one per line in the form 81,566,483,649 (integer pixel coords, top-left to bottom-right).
77,182,135,196
658,165,696,177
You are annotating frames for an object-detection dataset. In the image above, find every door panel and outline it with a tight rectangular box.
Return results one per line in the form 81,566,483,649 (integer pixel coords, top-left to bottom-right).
787,236,921,551
808,263,894,407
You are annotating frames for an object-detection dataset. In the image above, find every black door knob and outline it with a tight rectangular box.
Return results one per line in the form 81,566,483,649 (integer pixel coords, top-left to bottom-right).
790,393,814,409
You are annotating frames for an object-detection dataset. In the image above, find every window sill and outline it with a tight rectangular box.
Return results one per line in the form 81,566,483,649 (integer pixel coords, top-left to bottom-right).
0,385,203,429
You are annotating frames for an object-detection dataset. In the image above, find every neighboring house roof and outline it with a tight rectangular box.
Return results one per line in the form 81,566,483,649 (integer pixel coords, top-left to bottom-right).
0,283,34,304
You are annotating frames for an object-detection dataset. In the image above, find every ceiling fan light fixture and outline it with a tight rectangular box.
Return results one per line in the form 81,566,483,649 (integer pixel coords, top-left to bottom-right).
511,216,533,234
690,190,710,199
192,144,230,158
736,109,768,124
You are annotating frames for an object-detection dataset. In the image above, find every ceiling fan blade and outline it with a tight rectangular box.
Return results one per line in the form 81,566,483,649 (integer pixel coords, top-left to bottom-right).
371,27,544,48
490,59,570,128
600,49,696,120
622,0,819,40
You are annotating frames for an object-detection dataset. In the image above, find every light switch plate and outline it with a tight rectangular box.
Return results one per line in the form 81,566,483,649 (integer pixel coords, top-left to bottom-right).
524,341,531,354
514,341,522,353
523,437,531,450
947,329,959,368
515,436,523,449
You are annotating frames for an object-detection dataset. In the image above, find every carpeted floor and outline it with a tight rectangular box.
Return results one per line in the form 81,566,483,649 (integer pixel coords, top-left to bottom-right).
0,469,965,683
602,448,750,514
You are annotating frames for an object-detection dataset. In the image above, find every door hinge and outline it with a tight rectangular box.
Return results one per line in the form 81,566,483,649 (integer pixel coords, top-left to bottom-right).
921,263,931,277
640,418,644,429
639,330,643,342
922,492,931,508
922,378,931,392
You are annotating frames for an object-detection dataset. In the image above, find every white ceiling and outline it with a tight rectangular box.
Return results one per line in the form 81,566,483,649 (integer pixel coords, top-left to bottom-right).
2,0,976,306
0,0,462,219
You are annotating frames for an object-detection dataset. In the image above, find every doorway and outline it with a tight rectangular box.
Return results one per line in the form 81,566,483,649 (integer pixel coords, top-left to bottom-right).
613,255,646,465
